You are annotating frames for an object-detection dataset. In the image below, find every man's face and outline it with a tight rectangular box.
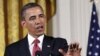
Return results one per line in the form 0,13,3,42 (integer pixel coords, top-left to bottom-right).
21,7,46,37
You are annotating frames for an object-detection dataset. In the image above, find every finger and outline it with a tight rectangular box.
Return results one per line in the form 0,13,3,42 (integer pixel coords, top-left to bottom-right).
69,43,80,52
69,43,76,49
68,47,74,53
69,44,72,49
68,44,74,52
71,43,77,52
74,43,79,50
59,49,66,55
69,43,78,49
73,43,76,48
69,43,76,52
78,48,82,53
75,47,82,53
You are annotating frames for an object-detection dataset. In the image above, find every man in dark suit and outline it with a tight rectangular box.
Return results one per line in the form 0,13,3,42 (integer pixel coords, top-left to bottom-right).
4,3,81,56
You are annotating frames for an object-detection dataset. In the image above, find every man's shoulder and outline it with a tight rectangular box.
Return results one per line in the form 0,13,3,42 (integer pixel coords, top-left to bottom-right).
45,35,67,42
6,37,27,50
53,37,67,43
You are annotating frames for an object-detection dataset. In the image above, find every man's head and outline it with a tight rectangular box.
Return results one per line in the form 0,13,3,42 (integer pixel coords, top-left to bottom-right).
21,3,46,38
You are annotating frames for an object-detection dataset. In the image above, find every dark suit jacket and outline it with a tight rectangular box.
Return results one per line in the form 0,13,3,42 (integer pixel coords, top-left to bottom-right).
4,35,68,56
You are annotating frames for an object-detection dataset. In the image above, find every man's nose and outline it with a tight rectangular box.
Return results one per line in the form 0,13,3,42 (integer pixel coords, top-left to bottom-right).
35,17,41,25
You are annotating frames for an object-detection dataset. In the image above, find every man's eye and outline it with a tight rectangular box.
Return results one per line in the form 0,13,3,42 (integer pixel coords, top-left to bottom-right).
29,16,36,20
39,14,44,18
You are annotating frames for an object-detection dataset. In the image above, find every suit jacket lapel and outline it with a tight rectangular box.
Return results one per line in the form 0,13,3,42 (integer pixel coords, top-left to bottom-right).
42,35,53,55
19,36,31,56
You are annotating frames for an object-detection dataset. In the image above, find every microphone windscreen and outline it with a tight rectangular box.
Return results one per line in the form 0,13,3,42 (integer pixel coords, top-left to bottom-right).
35,51,43,56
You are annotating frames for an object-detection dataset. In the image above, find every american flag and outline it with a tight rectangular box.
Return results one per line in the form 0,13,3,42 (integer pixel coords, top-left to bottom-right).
87,2,100,56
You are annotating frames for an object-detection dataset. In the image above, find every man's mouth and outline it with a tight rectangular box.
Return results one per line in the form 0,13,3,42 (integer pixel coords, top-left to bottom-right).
36,26,44,30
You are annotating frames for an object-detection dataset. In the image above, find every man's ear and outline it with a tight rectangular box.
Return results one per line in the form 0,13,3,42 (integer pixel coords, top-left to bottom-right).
21,21,26,27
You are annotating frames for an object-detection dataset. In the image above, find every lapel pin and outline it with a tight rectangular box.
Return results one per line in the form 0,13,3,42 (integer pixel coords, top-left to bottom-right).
47,45,50,47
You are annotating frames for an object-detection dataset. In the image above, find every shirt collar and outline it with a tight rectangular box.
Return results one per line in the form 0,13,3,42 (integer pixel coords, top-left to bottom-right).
28,33,44,46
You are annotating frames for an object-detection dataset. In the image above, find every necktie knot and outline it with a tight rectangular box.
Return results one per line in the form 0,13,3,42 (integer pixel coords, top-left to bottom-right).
33,38,40,44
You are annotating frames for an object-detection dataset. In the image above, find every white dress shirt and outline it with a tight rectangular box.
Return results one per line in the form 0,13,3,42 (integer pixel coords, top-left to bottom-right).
28,33,44,56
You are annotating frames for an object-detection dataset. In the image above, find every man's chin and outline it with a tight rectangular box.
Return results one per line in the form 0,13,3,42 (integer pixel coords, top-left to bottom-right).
36,32,44,36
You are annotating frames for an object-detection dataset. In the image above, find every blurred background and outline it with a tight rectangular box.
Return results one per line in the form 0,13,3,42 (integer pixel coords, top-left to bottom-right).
0,0,100,56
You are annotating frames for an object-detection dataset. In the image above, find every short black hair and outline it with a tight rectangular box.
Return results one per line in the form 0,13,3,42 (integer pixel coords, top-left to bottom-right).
20,3,43,20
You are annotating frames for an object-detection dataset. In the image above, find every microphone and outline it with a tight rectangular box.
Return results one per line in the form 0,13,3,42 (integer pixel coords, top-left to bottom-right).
35,51,43,56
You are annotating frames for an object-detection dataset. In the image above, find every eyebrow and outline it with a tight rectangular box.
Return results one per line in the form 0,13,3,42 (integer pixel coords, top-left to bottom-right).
29,16,36,20
29,16,35,18
29,13,44,18
39,13,44,15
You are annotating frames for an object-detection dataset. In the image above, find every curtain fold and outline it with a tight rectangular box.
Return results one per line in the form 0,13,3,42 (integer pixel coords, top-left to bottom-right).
0,0,5,56
0,0,56,56
7,0,19,44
